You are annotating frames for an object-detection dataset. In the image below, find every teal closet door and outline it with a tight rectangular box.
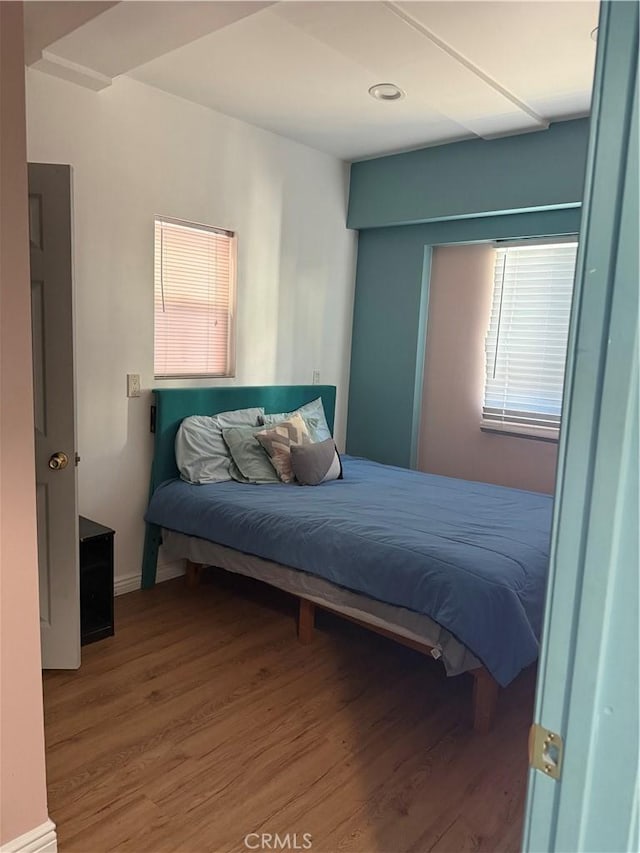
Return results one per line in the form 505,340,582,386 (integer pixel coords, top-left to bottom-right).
523,2,639,851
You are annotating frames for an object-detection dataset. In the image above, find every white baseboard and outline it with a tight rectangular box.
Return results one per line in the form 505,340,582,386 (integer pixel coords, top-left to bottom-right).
1,819,57,853
114,560,185,596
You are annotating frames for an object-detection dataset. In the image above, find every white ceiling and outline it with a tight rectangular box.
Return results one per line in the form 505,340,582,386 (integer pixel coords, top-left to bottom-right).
24,0,599,160
23,1,117,65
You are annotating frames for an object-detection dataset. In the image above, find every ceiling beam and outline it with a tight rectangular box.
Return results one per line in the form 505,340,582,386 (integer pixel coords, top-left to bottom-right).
386,1,549,136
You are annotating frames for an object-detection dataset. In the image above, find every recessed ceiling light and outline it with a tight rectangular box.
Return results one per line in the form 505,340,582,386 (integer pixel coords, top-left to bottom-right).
368,83,405,102
590,26,598,42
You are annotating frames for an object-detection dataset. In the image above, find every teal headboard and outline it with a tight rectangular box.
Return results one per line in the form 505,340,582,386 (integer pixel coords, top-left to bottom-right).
142,385,337,588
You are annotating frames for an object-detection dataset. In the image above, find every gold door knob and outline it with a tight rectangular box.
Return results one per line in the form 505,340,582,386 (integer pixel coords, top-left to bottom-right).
48,452,69,470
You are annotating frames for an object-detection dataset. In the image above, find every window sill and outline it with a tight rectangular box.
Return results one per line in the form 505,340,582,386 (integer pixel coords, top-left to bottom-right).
480,421,560,443
154,373,236,381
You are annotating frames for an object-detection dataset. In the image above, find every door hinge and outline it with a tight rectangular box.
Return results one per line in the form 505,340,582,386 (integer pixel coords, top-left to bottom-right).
529,723,564,780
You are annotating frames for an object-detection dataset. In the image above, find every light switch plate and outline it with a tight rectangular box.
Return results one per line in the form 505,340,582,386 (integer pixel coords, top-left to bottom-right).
127,373,141,398
312,369,320,385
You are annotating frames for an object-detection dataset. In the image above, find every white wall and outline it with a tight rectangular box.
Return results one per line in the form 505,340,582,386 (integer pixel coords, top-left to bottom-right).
26,70,357,586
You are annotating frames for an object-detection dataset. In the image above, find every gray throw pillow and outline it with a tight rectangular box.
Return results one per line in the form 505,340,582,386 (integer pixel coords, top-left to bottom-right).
222,425,282,484
290,439,343,486
175,407,264,484
259,397,331,443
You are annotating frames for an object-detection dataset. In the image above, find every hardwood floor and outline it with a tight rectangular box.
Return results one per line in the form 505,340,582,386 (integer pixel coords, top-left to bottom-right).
43,571,536,853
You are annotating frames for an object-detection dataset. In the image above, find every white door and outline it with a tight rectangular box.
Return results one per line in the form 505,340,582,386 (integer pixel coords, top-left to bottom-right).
29,163,80,670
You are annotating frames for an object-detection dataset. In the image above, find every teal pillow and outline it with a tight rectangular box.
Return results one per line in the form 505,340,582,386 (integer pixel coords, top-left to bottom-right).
222,425,282,484
259,397,331,442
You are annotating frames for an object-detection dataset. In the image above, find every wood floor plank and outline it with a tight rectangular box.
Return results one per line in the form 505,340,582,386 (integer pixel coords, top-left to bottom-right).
44,573,535,853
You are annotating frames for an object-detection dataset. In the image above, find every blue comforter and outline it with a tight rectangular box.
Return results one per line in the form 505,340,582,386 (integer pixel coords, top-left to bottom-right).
146,456,552,685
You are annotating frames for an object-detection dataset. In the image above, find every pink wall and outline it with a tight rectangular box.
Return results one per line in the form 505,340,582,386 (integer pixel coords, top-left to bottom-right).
418,244,558,494
0,1,50,844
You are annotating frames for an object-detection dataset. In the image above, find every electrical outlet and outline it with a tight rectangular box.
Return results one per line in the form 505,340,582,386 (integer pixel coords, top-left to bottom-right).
312,369,320,385
127,373,141,398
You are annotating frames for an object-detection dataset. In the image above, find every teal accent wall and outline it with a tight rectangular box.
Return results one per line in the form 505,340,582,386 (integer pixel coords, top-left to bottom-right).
348,229,432,467
348,118,590,229
346,118,590,467
346,208,581,466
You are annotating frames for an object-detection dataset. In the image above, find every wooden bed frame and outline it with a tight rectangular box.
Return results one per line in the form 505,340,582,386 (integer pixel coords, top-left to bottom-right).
143,386,500,735
184,559,499,734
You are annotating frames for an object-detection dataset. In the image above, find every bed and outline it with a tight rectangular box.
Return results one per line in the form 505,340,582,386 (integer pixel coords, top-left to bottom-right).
142,385,552,733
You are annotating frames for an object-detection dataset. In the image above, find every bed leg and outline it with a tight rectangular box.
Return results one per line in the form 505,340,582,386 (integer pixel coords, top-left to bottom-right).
185,560,203,588
471,668,499,734
298,598,315,644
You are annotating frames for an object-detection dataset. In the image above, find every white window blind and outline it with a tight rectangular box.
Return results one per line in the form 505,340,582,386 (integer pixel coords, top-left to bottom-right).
154,217,236,378
483,241,578,436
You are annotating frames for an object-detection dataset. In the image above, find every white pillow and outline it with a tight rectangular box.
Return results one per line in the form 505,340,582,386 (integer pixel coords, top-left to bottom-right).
175,407,264,484
259,397,331,443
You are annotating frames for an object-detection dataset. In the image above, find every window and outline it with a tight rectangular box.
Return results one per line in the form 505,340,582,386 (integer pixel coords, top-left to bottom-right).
483,241,578,438
154,217,236,378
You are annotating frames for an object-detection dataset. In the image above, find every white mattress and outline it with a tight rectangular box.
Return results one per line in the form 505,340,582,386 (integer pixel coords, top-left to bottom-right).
162,529,481,677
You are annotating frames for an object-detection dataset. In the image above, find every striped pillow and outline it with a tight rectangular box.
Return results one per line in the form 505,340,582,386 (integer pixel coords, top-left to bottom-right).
255,413,311,483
